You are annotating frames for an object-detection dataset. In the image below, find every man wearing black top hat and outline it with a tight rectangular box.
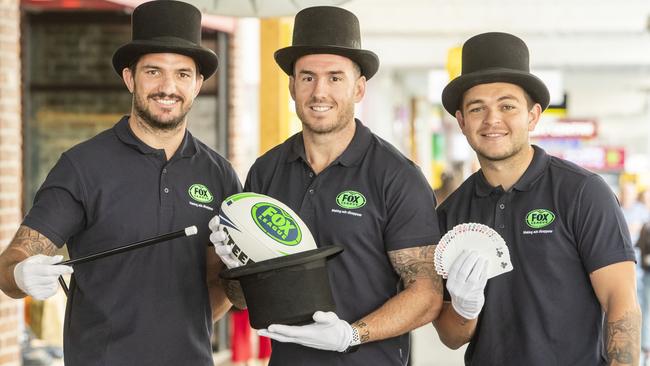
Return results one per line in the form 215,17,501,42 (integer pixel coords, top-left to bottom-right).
434,32,640,365
0,1,240,365
210,6,443,366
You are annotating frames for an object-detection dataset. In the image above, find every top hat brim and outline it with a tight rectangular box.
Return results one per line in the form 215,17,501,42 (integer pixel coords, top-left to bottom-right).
220,245,343,280
274,45,379,80
441,68,550,116
112,39,219,79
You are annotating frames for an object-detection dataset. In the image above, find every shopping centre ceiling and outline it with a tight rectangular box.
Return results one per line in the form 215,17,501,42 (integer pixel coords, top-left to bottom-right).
343,0,650,69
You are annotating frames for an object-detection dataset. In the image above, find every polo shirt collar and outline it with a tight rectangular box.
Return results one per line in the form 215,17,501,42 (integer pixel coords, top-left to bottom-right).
512,145,549,191
475,145,550,197
286,119,373,167
287,133,306,163
114,116,198,158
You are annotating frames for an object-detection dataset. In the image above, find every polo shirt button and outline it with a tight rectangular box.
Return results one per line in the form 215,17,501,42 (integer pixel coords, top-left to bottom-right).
164,188,169,194
309,172,314,178
309,189,315,194
499,203,505,209
499,224,505,228
162,168,167,174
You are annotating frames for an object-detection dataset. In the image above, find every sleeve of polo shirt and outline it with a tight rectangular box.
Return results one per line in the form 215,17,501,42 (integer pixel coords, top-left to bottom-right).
22,154,86,247
574,174,636,273
225,162,243,196
383,163,440,251
243,163,261,193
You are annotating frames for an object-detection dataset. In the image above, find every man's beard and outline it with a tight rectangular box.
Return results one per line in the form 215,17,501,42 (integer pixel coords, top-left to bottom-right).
474,141,524,163
297,98,355,135
133,91,191,132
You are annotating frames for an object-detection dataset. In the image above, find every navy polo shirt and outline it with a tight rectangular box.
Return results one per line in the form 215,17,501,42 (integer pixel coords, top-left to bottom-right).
437,145,635,366
245,119,440,366
23,117,242,366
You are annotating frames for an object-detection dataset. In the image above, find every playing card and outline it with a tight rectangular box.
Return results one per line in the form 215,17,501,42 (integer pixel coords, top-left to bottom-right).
434,223,513,279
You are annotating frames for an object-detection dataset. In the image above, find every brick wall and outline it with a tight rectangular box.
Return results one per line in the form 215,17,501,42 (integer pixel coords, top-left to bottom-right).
228,18,260,180
25,12,132,205
0,0,23,365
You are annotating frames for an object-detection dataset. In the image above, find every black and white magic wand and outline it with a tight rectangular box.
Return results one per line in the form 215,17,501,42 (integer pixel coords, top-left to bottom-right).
56,226,198,295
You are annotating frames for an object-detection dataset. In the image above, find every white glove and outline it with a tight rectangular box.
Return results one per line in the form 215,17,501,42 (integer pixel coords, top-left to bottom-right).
208,215,241,269
14,255,73,300
258,311,354,352
447,250,488,320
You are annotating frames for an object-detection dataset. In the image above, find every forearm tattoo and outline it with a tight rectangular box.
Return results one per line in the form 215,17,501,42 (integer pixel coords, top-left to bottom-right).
7,225,57,257
389,245,442,292
606,310,640,364
353,320,370,343
222,278,247,309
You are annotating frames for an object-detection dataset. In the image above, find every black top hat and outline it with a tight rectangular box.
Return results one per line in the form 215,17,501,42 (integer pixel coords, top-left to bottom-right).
274,6,379,80
441,32,549,115
112,0,218,79
221,246,343,329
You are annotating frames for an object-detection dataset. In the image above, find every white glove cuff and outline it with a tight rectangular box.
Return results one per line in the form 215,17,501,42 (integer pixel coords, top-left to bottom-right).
13,263,26,292
451,300,480,320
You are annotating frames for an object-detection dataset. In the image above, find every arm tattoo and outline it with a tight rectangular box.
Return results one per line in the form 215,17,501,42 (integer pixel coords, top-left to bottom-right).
353,320,370,343
388,245,442,293
7,226,57,257
221,278,247,309
607,310,641,364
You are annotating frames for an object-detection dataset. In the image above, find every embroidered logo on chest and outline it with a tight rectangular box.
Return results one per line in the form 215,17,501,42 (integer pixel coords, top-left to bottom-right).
525,208,555,228
187,183,214,211
188,183,214,204
335,190,366,209
522,208,555,235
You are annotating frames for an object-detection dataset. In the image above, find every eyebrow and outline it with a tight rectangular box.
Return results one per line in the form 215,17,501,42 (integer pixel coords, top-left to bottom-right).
464,94,520,108
297,70,346,76
140,64,195,73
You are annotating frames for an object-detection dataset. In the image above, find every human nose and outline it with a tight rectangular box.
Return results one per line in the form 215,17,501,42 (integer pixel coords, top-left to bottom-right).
158,73,177,94
312,77,328,97
483,107,502,126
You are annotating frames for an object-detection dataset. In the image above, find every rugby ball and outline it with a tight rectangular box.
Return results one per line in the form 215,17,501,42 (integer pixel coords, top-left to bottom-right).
219,192,317,266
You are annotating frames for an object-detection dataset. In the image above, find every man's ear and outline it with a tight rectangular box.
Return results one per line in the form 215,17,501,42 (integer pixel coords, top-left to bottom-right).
455,110,466,131
193,74,204,98
353,76,366,103
289,76,296,101
123,67,135,93
527,103,542,132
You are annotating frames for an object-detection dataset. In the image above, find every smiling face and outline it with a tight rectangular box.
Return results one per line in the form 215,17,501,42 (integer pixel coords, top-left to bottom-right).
456,82,541,164
123,53,203,132
289,54,366,135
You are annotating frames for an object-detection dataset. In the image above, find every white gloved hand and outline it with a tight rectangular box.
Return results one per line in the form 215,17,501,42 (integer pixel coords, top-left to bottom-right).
446,250,488,320
258,311,354,352
14,255,73,300
208,215,241,269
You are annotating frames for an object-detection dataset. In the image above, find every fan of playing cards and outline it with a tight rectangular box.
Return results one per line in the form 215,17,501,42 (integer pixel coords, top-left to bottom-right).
435,223,513,279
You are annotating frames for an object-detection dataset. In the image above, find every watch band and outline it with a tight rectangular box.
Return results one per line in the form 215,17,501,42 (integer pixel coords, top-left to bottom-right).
350,325,361,346
344,325,361,352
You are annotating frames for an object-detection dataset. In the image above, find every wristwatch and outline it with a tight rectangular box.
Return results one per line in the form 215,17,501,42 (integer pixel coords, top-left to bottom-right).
343,344,360,353
344,326,361,353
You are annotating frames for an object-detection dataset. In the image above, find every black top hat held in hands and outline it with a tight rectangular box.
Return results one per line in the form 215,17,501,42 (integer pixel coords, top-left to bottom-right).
220,246,343,329
442,32,550,115
112,0,219,79
274,6,380,80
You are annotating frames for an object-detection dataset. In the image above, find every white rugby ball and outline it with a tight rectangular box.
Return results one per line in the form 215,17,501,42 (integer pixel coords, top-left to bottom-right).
219,192,317,266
